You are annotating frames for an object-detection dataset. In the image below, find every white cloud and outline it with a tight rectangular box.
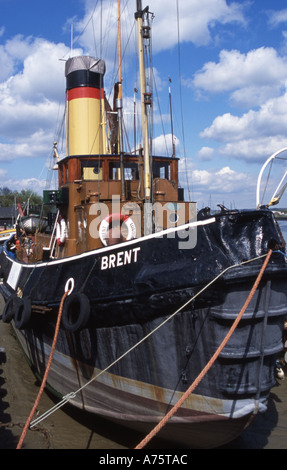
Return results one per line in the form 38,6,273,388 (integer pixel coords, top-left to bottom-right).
0,35,44,82
194,43,287,162
192,47,287,106
74,1,122,70
196,146,214,161
0,169,7,179
191,166,251,192
5,35,36,63
76,0,247,59
0,176,46,195
177,155,256,208
0,46,15,82
151,0,247,50
0,129,57,161
218,136,287,162
4,39,74,103
0,97,64,139
152,134,180,157
178,154,251,196
0,38,73,162
268,8,287,28
200,91,287,160
230,85,282,108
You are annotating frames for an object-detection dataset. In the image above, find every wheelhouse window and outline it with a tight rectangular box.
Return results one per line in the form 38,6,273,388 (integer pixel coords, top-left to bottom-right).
109,162,139,181
81,160,102,180
153,161,170,180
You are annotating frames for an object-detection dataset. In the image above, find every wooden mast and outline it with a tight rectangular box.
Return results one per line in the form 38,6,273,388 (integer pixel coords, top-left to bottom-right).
169,78,176,158
117,0,125,199
135,0,152,234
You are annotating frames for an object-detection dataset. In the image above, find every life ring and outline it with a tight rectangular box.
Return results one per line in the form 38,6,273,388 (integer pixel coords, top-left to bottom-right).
14,297,31,329
56,218,67,246
61,292,90,332
1,294,19,323
99,213,136,246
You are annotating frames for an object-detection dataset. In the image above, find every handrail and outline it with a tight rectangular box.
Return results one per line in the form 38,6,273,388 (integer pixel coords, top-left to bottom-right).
256,147,287,209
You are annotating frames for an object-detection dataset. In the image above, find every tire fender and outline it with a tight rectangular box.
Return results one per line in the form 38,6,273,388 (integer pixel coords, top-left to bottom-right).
62,292,90,332
14,297,31,329
2,295,20,323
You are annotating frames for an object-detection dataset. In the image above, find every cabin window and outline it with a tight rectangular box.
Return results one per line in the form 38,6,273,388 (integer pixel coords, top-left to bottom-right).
109,162,139,181
153,161,170,180
81,160,102,180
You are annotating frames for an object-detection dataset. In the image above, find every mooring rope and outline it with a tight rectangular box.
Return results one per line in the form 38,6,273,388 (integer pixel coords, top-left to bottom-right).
28,250,273,432
135,248,273,449
16,287,71,449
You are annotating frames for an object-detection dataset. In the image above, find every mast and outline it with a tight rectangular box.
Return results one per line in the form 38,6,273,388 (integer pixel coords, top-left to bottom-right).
135,0,152,234
169,78,176,158
117,0,125,199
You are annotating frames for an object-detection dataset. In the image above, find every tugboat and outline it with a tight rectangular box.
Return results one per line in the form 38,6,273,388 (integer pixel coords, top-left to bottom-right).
0,1,287,448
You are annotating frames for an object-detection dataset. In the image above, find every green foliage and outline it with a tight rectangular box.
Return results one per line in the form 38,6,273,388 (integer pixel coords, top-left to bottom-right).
0,187,43,207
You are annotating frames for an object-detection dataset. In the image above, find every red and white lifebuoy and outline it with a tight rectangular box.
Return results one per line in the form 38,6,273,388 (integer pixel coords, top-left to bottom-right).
99,213,136,246
56,218,67,246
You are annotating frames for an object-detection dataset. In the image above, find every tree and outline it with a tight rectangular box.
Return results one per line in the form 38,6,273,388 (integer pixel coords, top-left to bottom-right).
0,187,14,207
19,189,43,206
0,187,43,208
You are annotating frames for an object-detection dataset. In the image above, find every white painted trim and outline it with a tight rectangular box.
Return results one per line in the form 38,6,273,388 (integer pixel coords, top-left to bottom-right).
4,217,216,269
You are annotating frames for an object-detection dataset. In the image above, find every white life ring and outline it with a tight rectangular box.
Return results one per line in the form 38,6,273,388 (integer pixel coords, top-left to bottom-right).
56,218,67,246
99,213,136,246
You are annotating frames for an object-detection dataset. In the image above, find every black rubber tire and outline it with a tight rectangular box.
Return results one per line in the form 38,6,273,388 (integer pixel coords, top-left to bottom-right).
62,292,90,332
14,297,31,329
2,295,20,323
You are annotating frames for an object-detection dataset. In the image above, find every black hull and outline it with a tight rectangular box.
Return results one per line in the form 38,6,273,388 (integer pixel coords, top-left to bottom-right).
0,208,287,448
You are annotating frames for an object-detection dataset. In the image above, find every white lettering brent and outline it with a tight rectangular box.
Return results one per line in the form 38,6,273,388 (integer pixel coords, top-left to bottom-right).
101,247,141,270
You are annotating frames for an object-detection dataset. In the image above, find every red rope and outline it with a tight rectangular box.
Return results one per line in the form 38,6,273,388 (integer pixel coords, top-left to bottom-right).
135,249,273,449
17,290,69,449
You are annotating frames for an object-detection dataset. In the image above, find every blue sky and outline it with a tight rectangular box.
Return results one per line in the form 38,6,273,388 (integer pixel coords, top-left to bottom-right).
1,0,287,209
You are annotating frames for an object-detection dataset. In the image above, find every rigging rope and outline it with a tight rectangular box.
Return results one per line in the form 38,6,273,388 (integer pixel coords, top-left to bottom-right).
16,288,71,449
28,250,273,431
176,0,192,201
135,248,273,449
